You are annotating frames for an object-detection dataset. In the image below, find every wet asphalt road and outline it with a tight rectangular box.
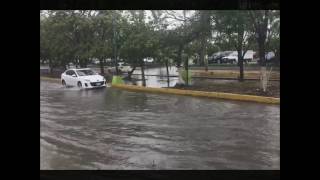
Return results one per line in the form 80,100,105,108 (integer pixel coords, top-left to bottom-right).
40,80,280,169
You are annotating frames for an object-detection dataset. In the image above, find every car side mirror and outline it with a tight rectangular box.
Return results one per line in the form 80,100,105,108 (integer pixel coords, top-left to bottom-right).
72,74,77,77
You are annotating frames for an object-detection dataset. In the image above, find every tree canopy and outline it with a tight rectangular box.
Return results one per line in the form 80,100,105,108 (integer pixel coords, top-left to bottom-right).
40,10,280,77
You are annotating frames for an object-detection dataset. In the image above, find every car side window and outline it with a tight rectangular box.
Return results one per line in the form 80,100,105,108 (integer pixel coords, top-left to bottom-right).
66,70,72,76
70,70,76,77
66,70,76,76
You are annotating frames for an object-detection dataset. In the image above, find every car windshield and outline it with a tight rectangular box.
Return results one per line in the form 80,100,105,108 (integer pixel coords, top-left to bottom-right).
76,70,96,76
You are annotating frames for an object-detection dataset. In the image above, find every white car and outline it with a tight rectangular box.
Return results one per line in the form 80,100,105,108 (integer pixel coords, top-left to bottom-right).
107,62,132,73
143,57,154,63
118,62,132,72
61,68,106,88
222,55,238,64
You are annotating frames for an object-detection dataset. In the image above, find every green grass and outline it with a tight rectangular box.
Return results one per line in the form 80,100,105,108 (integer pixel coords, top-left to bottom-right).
111,76,124,85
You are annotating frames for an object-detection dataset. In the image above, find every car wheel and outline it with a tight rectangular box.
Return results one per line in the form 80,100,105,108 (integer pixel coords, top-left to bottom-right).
77,81,82,88
62,80,67,87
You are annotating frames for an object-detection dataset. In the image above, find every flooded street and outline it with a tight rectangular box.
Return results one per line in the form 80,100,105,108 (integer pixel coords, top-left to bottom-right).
40,80,280,170
130,66,180,88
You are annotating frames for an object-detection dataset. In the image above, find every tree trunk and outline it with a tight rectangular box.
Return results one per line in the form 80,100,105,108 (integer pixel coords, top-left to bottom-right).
238,51,244,82
99,58,104,75
60,59,67,72
251,10,269,92
79,59,84,68
185,56,189,86
49,59,53,75
75,58,79,68
236,23,245,82
177,45,183,67
141,61,146,86
275,49,280,66
205,55,208,71
260,66,267,92
259,39,267,92
196,55,200,65
83,59,88,68
199,36,206,67
63,62,67,71
259,40,266,66
199,10,210,68
165,59,170,87
127,65,136,80
114,58,119,75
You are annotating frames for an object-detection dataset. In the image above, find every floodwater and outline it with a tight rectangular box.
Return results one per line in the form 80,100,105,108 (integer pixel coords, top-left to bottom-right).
40,80,280,170
130,66,180,88
128,66,239,87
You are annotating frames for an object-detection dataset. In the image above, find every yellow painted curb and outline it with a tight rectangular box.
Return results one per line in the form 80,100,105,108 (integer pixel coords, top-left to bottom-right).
112,84,280,104
40,76,61,83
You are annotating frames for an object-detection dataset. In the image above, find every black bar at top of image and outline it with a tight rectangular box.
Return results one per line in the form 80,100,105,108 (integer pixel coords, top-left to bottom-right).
40,0,280,10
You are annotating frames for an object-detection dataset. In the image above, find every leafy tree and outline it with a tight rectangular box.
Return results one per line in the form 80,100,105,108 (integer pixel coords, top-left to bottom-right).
194,10,212,70
249,10,278,91
265,11,280,65
40,11,74,72
90,11,113,74
214,10,254,81
121,10,158,86
69,10,95,68
150,11,178,87
40,10,279,90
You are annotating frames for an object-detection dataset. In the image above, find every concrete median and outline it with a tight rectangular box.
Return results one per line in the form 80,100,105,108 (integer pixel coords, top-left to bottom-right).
112,84,280,104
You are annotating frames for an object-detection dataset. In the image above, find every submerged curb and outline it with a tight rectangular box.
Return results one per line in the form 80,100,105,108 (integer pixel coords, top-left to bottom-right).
112,84,280,104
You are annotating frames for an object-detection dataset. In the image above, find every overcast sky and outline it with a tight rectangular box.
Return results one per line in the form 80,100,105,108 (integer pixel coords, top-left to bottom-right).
144,10,195,29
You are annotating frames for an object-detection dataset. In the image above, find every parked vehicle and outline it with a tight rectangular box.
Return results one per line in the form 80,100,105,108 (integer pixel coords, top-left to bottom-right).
209,50,255,64
118,62,132,72
266,52,275,60
143,57,154,63
61,68,106,89
243,50,255,63
221,53,238,64
254,51,276,64
92,59,100,65
209,52,225,64
106,62,132,73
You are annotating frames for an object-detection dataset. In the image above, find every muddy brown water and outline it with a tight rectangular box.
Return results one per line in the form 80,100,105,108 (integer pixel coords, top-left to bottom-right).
40,80,280,169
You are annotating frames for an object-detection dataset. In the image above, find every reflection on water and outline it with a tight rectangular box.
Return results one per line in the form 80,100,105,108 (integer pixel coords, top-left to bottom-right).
40,80,280,170
130,66,180,88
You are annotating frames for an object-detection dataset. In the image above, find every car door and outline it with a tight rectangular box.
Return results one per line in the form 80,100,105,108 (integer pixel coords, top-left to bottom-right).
64,70,77,86
68,70,78,86
64,70,72,85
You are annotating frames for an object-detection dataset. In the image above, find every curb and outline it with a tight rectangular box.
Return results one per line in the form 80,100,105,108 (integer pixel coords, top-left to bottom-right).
112,84,280,104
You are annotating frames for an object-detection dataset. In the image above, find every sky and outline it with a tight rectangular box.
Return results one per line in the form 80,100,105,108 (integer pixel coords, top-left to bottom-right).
145,10,195,29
